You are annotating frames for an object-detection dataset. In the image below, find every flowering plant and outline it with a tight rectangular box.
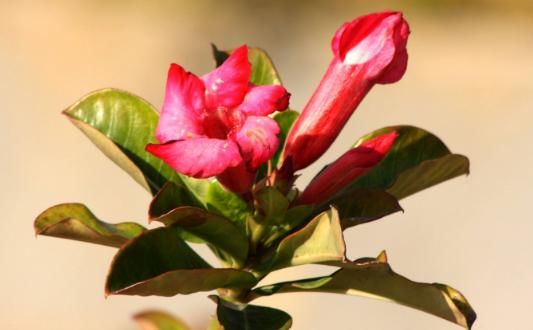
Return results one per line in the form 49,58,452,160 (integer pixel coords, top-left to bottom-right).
35,11,476,330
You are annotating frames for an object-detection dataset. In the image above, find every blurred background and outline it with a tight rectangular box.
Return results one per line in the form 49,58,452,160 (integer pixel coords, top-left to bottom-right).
1,0,532,329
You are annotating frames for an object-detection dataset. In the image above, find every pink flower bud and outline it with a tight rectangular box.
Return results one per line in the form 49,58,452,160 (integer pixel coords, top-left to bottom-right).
283,12,409,171
298,131,398,205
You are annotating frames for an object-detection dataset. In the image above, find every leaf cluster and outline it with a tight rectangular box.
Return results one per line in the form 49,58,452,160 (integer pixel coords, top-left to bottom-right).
35,46,475,330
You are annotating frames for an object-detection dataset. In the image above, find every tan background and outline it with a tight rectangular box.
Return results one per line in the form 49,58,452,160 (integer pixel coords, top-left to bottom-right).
1,0,532,329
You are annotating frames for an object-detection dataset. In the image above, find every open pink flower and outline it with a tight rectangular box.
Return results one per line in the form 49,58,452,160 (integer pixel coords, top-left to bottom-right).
298,131,398,205
282,11,409,172
146,46,290,192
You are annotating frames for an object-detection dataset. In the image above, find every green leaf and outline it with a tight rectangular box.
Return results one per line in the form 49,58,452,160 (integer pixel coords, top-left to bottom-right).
63,89,183,194
271,110,299,168
327,189,403,230
149,182,204,217
212,45,282,85
106,226,256,296
278,204,315,231
211,44,230,67
205,183,252,233
254,186,289,223
34,203,145,248
350,126,469,200
148,182,251,266
133,310,189,330
267,208,345,271
248,47,283,85
252,253,476,329
387,154,470,199
262,205,315,248
213,296,292,330
149,181,249,233
150,206,249,267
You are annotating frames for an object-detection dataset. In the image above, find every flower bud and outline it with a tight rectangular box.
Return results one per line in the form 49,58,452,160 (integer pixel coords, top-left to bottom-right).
283,12,409,171
298,131,398,205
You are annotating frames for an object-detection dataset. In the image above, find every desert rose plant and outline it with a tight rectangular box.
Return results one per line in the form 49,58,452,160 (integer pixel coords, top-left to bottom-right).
35,11,476,330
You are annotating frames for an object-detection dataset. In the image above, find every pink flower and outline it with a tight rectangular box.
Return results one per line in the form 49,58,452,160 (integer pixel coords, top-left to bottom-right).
298,131,398,205
282,11,410,172
146,46,290,193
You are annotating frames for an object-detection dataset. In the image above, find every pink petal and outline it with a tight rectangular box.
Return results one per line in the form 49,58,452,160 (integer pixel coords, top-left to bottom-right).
376,21,410,84
234,116,280,170
331,12,409,81
156,64,206,143
238,84,290,116
146,138,242,178
202,45,251,110
298,131,398,205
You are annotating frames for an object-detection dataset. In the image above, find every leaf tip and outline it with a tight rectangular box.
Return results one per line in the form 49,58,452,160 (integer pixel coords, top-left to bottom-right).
104,287,115,299
435,283,477,329
377,250,388,263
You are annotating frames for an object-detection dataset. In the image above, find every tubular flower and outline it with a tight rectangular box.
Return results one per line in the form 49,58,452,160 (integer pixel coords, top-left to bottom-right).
282,11,409,172
298,131,398,205
146,45,290,192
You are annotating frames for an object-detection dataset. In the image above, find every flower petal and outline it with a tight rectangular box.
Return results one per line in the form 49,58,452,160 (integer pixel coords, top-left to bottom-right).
376,21,410,84
234,116,280,170
146,138,242,178
299,131,398,205
331,12,409,81
202,45,251,110
156,64,206,143
238,84,290,116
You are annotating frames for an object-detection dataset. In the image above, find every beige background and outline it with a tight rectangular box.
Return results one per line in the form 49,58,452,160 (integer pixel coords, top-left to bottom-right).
1,0,532,329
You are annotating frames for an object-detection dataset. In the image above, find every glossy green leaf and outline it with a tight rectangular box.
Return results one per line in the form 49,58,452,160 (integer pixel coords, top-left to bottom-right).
350,126,469,200
254,186,289,223
106,226,256,296
212,45,282,85
63,89,183,194
271,110,299,168
133,310,189,330
278,204,315,231
34,203,145,248
327,189,403,230
387,154,470,199
262,205,315,248
205,183,252,233
267,208,345,271
149,182,204,217
252,253,476,329
213,296,292,330
248,47,282,85
149,181,249,233
150,206,249,267
149,182,251,259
